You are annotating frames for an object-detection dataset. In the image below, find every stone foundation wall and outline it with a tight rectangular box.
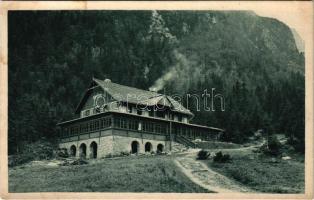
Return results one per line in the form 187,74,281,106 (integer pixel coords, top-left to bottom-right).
59,129,114,159
112,130,168,154
59,128,170,159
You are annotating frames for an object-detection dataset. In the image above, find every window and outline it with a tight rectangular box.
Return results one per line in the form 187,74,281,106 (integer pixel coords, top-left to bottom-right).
162,124,167,133
156,110,165,118
89,121,94,131
114,117,128,129
178,115,182,122
183,117,188,123
62,128,65,137
182,127,187,137
137,109,142,115
100,118,105,129
172,126,177,135
129,120,138,130
143,121,154,133
128,105,132,113
188,129,192,138
82,123,88,133
155,124,162,133
100,117,111,129
143,122,148,132
196,130,200,138
85,109,90,117
121,118,127,129
75,126,79,135
149,109,154,117
107,118,112,127
114,118,120,128
95,120,99,130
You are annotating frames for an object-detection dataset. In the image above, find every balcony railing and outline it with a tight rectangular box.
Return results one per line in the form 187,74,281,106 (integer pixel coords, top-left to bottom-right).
59,112,219,141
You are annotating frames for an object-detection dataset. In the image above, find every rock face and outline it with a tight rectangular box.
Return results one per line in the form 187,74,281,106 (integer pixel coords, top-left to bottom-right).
170,11,304,81
291,28,305,53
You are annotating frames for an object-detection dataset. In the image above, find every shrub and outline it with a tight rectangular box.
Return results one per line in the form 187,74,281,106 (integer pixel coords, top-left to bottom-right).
197,150,210,160
71,158,88,165
120,151,130,156
60,158,88,166
287,137,305,153
261,135,282,156
230,170,252,184
56,148,69,158
8,154,33,167
268,135,281,154
9,139,55,167
213,151,231,163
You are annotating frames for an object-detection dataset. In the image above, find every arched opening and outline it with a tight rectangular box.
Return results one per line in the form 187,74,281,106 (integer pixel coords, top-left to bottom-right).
157,144,164,153
79,143,87,158
145,142,152,152
70,145,76,157
90,141,98,159
131,141,139,154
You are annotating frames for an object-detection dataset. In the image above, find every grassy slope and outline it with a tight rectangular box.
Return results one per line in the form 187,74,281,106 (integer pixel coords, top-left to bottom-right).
9,155,209,193
205,150,304,193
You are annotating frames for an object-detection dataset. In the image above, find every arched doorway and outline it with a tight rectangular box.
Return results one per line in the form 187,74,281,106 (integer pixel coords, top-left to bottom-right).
157,144,164,153
70,145,76,157
90,141,98,159
145,142,152,152
79,143,87,158
131,141,139,154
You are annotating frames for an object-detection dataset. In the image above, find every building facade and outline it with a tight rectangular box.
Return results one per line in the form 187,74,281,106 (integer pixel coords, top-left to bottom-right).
57,78,223,159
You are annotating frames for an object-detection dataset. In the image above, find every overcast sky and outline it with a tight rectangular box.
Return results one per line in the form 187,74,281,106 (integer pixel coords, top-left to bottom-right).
252,2,312,42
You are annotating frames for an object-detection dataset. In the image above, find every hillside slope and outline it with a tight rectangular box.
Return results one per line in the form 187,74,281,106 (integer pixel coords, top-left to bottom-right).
8,11,304,153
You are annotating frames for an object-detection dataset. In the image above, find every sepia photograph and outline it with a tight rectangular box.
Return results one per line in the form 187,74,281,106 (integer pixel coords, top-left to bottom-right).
0,1,313,199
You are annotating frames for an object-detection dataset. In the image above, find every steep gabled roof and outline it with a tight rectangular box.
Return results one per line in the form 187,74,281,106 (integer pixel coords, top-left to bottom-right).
93,78,158,103
75,78,193,116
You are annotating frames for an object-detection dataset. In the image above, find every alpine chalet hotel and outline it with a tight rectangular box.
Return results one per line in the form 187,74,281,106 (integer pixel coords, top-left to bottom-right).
57,78,223,159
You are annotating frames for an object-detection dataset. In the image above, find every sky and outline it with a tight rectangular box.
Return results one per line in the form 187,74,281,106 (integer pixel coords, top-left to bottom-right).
251,2,312,43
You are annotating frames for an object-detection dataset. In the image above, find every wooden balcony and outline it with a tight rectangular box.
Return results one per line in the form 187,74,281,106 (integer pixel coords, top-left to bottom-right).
58,111,223,142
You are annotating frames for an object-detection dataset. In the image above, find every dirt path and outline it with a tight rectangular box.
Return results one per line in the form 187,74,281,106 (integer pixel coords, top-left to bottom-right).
174,150,255,193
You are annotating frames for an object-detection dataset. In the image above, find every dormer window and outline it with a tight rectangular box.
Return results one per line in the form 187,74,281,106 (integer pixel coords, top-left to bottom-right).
85,109,90,117
95,95,105,107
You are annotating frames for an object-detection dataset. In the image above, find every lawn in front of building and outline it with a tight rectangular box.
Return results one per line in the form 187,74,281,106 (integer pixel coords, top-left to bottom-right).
9,155,210,193
205,149,304,193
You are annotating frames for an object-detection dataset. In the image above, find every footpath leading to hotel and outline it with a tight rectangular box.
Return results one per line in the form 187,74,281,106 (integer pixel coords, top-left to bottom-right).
174,150,254,193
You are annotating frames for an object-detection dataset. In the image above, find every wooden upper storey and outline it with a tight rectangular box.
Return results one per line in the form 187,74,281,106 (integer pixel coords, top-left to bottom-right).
74,78,194,123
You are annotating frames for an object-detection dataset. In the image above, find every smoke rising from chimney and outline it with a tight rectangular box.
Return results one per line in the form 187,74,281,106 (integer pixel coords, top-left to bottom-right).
149,50,190,92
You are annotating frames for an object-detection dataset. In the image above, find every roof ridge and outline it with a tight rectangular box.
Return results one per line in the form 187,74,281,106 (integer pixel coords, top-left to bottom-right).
95,78,161,96
111,82,160,96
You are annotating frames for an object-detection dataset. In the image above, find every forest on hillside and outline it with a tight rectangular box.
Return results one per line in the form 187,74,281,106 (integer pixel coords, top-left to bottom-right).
8,11,305,154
